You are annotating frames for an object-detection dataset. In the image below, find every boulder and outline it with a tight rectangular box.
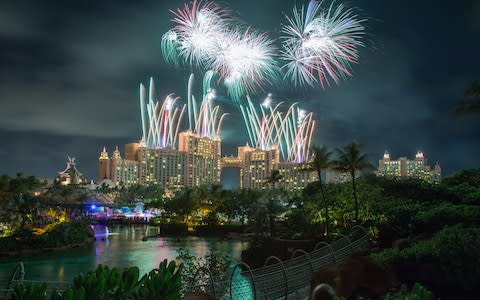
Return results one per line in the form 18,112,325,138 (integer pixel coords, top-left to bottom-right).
392,238,411,249
182,291,217,300
310,254,400,299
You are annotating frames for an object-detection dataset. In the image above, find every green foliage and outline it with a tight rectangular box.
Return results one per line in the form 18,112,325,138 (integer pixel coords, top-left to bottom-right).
331,284,434,300
0,221,92,252
12,283,48,300
136,259,182,300
372,225,480,291
65,264,140,299
415,202,480,232
383,284,434,300
11,260,183,300
176,248,229,296
114,184,164,205
441,169,480,204
367,176,455,204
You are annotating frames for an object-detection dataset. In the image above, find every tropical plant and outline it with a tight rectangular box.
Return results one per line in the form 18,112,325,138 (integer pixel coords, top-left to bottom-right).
12,283,48,300
332,142,374,223
136,259,183,300
308,145,332,235
265,170,283,189
455,79,480,115
12,261,183,300
177,248,228,296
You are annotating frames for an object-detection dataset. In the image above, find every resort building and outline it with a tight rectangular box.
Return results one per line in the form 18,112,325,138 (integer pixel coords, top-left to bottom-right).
57,156,86,185
221,144,317,190
376,151,441,183
325,169,356,184
98,131,221,190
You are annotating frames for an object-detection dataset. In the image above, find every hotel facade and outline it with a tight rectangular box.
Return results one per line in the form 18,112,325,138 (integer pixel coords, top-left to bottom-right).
376,151,441,183
99,140,317,191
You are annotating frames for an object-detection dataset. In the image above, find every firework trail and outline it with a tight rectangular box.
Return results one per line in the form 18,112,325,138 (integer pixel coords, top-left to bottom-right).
240,94,315,163
139,78,186,149
281,0,365,87
161,0,279,101
240,94,284,152
281,105,315,163
187,71,228,139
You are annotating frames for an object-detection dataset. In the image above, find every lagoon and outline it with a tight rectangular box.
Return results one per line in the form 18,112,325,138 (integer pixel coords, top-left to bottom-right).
0,224,249,283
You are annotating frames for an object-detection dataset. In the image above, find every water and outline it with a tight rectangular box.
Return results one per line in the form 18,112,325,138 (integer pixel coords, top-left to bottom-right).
0,225,249,283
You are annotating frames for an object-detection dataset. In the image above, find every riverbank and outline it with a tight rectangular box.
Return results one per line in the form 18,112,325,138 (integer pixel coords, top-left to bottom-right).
0,221,94,257
0,236,95,257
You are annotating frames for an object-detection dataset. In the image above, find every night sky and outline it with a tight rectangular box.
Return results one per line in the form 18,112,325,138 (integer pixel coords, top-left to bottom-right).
1,0,479,185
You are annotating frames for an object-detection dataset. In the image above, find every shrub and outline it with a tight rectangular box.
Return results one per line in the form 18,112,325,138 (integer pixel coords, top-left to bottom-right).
136,259,182,300
415,203,480,233
11,260,183,300
383,283,434,300
177,248,229,296
372,225,480,292
12,283,48,300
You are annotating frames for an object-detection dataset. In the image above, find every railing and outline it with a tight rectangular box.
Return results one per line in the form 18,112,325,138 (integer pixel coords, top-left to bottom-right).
187,225,369,299
0,262,71,297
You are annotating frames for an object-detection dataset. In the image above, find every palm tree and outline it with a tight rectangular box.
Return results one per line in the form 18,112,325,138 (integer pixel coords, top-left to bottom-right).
266,170,283,189
263,170,284,237
332,142,374,224
308,145,332,235
456,80,480,115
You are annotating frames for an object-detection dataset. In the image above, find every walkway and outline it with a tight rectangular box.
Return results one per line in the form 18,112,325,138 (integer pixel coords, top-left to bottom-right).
187,225,370,299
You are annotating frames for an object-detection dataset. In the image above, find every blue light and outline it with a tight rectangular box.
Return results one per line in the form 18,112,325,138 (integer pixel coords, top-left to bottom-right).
90,204,96,211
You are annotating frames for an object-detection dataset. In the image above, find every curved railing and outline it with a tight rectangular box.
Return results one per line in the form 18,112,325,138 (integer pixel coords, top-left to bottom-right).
188,225,369,299
0,261,71,297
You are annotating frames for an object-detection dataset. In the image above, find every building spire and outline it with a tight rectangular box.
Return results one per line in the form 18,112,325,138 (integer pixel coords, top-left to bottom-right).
100,146,109,160
112,145,121,160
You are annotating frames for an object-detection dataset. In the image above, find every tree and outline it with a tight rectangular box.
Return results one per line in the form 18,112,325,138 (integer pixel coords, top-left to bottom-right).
59,185,75,203
332,142,374,224
308,145,332,235
265,170,283,190
165,188,197,223
264,170,285,237
456,80,480,115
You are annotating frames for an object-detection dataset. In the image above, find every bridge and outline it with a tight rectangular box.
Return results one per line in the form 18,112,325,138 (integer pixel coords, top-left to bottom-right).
187,225,369,299
2,226,369,299
221,155,243,169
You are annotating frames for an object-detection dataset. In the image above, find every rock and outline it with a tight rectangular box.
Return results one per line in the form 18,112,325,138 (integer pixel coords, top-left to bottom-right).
309,254,400,299
392,238,410,249
181,291,217,300
310,283,335,300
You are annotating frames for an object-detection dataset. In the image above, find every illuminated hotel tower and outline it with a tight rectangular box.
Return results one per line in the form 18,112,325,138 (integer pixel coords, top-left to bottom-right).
377,151,441,183
179,131,221,187
98,146,110,182
222,144,317,190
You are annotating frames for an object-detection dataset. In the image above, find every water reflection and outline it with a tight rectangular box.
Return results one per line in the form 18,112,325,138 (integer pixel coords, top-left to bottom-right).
0,225,249,283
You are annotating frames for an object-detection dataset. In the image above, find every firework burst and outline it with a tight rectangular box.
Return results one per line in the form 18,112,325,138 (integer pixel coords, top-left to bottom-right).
161,0,279,101
214,30,280,100
281,0,365,87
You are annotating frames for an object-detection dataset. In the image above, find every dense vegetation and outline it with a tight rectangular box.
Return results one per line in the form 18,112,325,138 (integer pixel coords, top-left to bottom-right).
8,260,182,300
0,221,93,253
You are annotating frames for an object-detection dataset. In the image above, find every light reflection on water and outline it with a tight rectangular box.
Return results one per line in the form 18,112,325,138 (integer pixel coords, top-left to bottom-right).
0,225,249,283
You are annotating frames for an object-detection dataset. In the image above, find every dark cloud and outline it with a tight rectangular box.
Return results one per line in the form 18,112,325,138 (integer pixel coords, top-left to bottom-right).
0,0,479,180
